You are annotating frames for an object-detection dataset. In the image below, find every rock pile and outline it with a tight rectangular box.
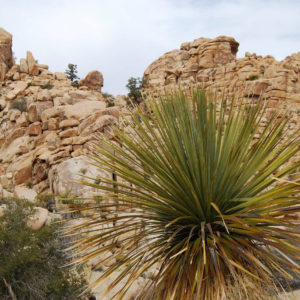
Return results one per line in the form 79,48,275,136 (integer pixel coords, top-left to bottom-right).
0,28,125,201
0,28,14,81
143,36,300,129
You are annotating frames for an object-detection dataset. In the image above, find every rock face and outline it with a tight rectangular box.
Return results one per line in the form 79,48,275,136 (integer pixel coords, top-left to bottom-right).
143,36,300,128
79,70,104,91
0,29,127,200
0,28,13,80
49,156,112,198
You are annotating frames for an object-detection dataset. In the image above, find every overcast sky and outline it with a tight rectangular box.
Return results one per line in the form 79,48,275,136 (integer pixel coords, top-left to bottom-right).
1,0,299,95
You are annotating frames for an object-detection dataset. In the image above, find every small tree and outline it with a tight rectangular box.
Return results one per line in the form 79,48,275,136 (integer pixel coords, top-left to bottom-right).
0,197,90,299
65,63,80,87
126,77,145,104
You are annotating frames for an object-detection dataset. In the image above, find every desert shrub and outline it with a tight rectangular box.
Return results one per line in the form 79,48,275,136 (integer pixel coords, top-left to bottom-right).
9,97,27,112
41,83,54,89
126,77,145,104
0,197,89,300
25,181,33,188
68,89,300,299
107,100,115,107
247,74,259,80
36,193,56,212
102,92,113,98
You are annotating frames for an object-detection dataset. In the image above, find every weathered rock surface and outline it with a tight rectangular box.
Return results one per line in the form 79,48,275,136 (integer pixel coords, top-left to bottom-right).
49,156,112,198
14,185,37,202
0,28,123,200
26,207,49,230
0,28,13,80
143,36,300,129
79,70,104,91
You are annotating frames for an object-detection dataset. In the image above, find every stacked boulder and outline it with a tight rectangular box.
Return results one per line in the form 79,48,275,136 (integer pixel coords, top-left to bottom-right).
0,28,14,81
143,36,300,127
0,28,125,200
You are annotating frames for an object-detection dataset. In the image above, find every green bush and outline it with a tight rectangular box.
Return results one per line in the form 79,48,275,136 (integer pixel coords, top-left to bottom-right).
0,197,90,300
41,83,54,90
247,74,259,81
102,92,113,99
9,97,27,112
70,89,300,299
126,77,145,104
107,100,115,107
25,181,33,189
36,193,56,212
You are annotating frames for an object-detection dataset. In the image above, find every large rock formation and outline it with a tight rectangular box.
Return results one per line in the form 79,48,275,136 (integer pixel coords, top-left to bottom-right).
0,28,13,81
0,29,126,199
79,70,104,91
143,36,300,129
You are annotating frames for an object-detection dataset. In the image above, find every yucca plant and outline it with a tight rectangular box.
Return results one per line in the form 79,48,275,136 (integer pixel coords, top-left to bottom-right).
66,89,300,300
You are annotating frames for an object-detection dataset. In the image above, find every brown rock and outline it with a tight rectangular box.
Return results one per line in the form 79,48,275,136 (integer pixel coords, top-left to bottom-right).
28,103,39,122
63,101,106,120
48,156,111,197
8,109,21,121
79,70,104,91
0,28,13,80
14,186,37,202
20,58,29,73
12,72,20,81
37,89,52,101
80,115,117,137
3,127,26,146
42,118,58,131
27,207,48,230
28,122,42,136
54,72,67,80
59,128,78,138
37,64,48,70
49,148,71,164
35,101,54,118
10,153,34,185
78,107,120,134
6,64,19,79
16,112,28,127
26,51,39,76
5,81,28,100
59,119,79,129
32,159,49,184
33,179,49,194
0,136,31,162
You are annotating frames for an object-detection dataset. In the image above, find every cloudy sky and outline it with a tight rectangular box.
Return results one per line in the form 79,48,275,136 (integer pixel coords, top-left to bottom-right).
1,0,299,95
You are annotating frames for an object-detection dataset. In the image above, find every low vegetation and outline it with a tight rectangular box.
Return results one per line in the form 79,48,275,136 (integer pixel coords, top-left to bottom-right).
126,76,145,104
102,92,113,98
65,63,80,87
41,83,54,89
69,89,299,299
247,74,259,81
0,197,89,300
9,97,27,112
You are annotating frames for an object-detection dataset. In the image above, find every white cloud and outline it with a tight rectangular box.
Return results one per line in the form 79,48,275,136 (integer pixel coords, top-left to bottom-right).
1,0,299,94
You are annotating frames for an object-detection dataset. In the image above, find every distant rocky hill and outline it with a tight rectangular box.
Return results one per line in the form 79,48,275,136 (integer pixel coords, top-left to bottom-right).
143,36,300,126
